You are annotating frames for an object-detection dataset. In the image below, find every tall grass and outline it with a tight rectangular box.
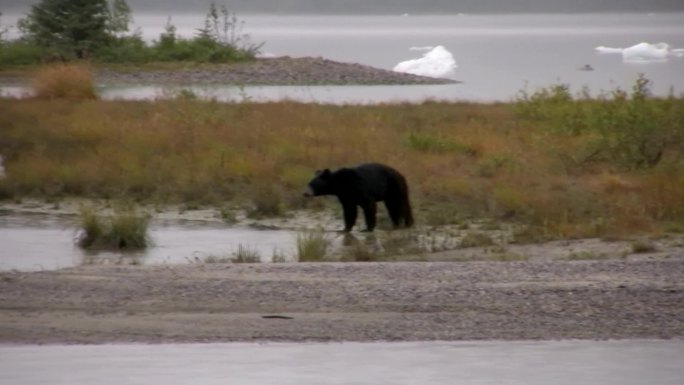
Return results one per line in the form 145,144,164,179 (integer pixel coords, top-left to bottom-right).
1,79,683,239
31,63,98,100
296,231,331,262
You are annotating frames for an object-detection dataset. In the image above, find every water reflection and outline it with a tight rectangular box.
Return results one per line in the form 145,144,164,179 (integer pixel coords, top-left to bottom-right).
0,213,298,271
0,340,682,385
1,83,470,104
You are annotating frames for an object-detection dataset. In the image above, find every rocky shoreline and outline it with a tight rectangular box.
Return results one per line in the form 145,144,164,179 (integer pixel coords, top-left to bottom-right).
0,57,458,87
96,57,458,86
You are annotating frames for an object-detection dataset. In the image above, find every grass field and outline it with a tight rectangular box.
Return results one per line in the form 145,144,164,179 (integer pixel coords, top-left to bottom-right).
1,72,682,240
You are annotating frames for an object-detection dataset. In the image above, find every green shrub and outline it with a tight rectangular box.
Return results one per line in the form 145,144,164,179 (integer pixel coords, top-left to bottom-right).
94,35,152,63
77,206,150,250
0,40,45,66
405,131,476,155
514,76,684,170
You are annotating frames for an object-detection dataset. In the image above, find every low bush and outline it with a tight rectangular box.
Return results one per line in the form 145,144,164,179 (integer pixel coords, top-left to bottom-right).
0,40,45,66
31,63,97,99
515,75,684,170
77,206,150,250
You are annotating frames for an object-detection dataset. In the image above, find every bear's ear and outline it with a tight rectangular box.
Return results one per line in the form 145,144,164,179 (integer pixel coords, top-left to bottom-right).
316,169,331,178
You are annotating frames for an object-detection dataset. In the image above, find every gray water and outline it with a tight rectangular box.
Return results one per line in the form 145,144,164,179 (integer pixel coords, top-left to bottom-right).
1,340,683,385
2,13,683,102
0,213,297,271
242,13,684,101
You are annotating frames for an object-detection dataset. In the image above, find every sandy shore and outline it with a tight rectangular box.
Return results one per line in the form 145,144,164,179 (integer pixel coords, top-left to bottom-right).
1,257,682,344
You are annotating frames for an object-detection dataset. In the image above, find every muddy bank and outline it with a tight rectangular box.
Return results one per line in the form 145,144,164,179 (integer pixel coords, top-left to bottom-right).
1,259,682,344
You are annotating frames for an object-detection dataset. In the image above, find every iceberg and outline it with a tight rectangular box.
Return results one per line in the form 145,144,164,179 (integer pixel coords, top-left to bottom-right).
594,46,624,54
595,42,684,62
393,45,457,78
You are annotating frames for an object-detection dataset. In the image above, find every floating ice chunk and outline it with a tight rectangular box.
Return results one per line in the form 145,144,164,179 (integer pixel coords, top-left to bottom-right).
595,42,684,62
393,45,457,78
595,46,624,54
409,46,435,51
623,42,670,62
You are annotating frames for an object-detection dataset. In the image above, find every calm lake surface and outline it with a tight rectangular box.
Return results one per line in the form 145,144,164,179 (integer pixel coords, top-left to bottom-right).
2,13,684,102
1,340,683,385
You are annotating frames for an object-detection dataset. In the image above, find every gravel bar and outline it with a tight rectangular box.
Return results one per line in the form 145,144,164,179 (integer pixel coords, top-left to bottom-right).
1,258,682,344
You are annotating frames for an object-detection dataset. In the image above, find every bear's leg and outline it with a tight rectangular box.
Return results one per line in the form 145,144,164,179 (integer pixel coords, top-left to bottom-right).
384,198,402,228
361,200,377,232
341,201,358,232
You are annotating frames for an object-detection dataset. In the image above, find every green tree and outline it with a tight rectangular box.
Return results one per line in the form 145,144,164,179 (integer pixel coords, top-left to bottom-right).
0,11,8,43
108,0,133,38
196,2,219,40
21,0,111,59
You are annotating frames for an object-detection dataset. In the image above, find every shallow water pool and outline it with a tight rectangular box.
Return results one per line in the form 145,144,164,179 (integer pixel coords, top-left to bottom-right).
0,212,298,271
0,340,682,385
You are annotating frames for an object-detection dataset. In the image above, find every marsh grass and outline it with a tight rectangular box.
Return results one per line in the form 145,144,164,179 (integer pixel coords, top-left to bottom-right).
232,244,261,263
77,206,150,250
202,245,261,263
296,231,331,262
271,249,288,263
31,63,97,100
203,255,233,263
1,79,683,240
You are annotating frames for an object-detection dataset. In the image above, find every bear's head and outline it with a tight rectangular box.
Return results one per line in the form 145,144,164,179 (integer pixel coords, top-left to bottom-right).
304,169,333,197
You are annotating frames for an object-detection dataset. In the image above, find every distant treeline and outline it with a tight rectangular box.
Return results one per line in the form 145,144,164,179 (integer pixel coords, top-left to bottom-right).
4,0,683,14
0,1,261,65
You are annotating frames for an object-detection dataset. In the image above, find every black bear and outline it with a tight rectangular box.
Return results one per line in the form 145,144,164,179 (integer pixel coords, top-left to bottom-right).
304,163,414,232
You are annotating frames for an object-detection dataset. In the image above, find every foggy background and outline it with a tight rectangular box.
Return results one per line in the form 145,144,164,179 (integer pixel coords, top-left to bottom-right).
2,0,684,14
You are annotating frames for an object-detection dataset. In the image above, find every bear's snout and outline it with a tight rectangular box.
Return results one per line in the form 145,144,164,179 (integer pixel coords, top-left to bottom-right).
303,185,315,197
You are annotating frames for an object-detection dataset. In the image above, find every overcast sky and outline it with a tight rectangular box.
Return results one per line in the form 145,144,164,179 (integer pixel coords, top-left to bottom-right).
3,0,684,14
